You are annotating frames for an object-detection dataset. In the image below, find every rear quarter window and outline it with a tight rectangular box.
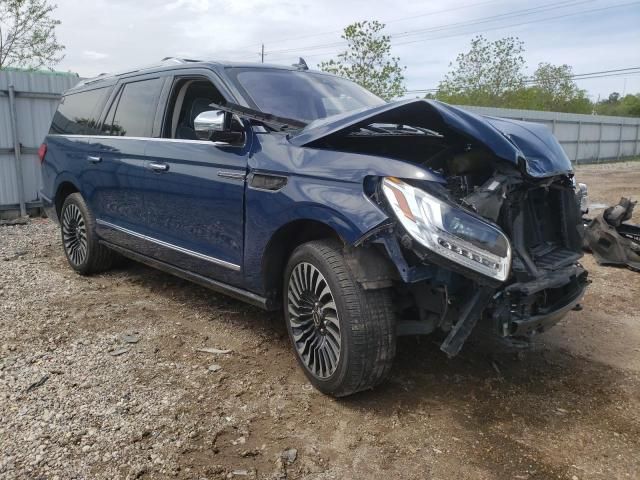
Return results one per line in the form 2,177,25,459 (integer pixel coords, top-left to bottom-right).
49,86,112,135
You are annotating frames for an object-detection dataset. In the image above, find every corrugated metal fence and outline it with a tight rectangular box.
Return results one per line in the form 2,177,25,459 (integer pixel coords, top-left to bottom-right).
1,70,640,216
460,105,640,164
0,70,79,217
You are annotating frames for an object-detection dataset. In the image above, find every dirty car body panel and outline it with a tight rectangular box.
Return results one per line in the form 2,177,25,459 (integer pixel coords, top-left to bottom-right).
41,59,588,395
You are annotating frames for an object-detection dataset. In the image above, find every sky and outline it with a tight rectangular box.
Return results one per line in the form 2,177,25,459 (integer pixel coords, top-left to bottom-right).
51,0,640,101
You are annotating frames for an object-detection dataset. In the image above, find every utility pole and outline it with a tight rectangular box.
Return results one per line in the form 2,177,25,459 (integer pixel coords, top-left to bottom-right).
261,44,264,63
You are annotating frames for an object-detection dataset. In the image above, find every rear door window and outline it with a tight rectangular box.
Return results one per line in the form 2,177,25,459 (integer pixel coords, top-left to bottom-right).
107,78,163,137
49,86,111,135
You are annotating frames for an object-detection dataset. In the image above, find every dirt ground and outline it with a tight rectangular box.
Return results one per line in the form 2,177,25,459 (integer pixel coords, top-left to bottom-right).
1,161,639,480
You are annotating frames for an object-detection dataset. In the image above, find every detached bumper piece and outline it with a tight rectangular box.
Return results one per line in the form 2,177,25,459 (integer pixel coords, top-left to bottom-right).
491,265,588,338
584,197,640,272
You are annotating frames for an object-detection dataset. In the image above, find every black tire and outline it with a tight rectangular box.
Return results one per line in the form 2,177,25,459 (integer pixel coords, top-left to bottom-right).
60,193,114,275
283,240,396,397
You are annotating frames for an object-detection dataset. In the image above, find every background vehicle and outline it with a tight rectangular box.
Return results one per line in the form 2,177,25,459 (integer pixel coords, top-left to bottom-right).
39,58,588,397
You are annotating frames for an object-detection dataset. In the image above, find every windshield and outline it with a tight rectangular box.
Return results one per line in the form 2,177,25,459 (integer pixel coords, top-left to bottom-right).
227,67,385,123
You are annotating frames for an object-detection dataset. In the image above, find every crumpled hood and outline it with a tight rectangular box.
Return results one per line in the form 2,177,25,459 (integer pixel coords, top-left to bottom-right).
289,99,573,178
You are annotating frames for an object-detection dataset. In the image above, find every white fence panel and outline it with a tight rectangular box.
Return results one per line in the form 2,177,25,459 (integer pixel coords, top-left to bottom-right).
0,70,80,216
458,105,640,164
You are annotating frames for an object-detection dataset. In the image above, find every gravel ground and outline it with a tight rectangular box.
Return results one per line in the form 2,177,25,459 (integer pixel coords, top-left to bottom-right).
1,161,639,479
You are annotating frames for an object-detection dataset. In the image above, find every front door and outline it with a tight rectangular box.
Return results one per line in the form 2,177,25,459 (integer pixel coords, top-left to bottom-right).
142,76,250,285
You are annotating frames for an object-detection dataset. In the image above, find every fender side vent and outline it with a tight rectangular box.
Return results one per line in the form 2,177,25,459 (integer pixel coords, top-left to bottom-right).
249,173,288,191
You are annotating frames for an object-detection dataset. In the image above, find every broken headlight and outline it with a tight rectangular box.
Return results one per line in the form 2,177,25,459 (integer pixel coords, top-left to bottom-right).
382,177,512,282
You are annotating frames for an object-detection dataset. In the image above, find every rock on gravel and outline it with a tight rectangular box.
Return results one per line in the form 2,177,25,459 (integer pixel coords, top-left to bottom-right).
280,448,297,465
122,334,140,344
197,347,231,354
109,347,130,356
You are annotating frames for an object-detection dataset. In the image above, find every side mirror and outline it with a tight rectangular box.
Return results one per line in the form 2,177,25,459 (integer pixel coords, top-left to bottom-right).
194,109,226,140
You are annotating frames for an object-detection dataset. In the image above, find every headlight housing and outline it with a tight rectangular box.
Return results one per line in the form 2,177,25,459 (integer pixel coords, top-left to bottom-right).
381,177,512,282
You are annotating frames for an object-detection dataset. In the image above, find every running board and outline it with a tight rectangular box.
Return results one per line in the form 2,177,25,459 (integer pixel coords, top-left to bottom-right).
100,240,279,311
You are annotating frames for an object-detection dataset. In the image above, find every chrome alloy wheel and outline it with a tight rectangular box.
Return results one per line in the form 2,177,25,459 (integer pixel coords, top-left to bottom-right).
287,262,341,379
62,204,88,265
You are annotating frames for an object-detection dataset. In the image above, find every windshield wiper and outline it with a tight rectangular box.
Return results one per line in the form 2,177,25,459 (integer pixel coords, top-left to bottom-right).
209,101,308,131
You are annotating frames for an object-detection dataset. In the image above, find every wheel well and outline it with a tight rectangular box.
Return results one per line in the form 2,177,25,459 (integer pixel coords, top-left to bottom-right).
55,182,79,217
262,220,342,304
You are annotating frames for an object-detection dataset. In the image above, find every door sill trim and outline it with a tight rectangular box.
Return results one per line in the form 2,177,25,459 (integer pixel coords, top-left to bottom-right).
96,219,241,271
100,240,278,311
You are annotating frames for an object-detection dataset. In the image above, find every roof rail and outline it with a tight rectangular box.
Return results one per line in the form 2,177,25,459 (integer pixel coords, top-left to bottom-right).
77,73,112,86
73,57,205,89
160,57,203,64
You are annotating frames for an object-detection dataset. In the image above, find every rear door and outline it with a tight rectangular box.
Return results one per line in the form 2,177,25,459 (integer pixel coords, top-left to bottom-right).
142,73,250,285
45,86,112,205
87,76,166,250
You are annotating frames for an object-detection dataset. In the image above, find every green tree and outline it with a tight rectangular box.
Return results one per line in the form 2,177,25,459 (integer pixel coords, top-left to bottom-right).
319,20,406,101
620,94,640,116
596,92,640,117
528,62,591,113
436,35,525,107
0,0,64,70
434,37,595,113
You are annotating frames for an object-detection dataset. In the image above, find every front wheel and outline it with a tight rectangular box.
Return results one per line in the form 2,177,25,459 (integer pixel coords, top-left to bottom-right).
284,240,396,397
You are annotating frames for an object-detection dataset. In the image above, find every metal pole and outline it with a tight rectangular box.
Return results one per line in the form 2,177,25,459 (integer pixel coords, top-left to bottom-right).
596,122,603,162
575,120,582,165
7,85,26,218
616,122,624,161
635,123,640,157
261,44,264,63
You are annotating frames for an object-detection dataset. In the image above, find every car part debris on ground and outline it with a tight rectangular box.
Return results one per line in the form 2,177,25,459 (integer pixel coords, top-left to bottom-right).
584,197,640,271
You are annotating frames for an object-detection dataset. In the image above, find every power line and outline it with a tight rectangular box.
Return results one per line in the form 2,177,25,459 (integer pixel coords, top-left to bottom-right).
265,1,639,63
391,0,591,40
264,0,588,57
392,0,640,49
221,0,506,59
406,71,640,94
569,71,640,80
404,67,640,94
566,67,640,77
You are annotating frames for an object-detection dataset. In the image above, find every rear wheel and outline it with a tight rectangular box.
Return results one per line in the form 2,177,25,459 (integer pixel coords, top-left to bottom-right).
284,240,396,397
60,193,115,275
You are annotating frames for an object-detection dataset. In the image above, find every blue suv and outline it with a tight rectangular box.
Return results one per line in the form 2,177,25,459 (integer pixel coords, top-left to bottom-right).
40,58,588,396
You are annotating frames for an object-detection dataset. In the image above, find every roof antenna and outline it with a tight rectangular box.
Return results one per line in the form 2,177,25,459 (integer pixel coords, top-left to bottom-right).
292,57,308,70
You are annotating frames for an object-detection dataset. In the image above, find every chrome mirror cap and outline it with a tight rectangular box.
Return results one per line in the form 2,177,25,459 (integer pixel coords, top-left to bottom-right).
194,109,225,140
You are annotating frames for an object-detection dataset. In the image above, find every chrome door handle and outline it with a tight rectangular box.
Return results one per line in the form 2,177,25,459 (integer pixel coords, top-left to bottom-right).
149,162,169,172
217,171,245,180
87,155,102,163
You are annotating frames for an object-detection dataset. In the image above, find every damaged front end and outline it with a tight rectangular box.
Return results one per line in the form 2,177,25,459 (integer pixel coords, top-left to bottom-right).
371,167,589,357
293,99,589,356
